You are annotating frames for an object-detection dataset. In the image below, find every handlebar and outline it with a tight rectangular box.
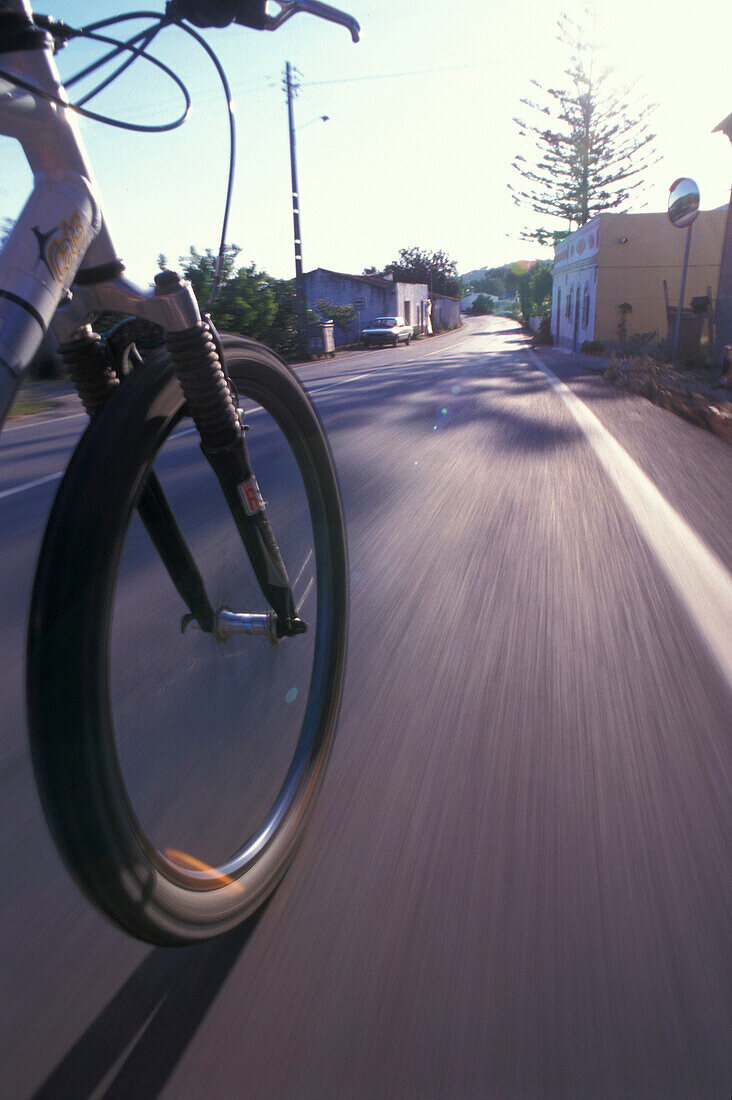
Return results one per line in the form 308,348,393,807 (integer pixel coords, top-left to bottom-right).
261,1,360,43
167,0,360,42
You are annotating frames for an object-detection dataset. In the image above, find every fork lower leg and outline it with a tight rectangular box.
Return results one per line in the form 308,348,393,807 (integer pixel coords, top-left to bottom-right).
161,309,302,636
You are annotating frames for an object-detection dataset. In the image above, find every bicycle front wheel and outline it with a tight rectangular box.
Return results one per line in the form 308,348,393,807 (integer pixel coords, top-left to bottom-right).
27,335,348,945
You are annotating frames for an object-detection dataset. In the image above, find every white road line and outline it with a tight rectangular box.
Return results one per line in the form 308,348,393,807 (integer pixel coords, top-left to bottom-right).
0,470,63,502
2,331,474,433
420,336,475,358
309,367,387,393
309,353,469,397
2,406,267,500
528,350,732,693
2,410,86,434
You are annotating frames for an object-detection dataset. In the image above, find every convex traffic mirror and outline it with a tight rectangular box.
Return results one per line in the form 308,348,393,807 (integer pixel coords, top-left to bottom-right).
668,177,700,228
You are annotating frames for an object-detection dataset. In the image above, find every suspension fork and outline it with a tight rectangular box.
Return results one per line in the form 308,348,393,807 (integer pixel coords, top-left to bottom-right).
57,270,305,639
157,274,305,638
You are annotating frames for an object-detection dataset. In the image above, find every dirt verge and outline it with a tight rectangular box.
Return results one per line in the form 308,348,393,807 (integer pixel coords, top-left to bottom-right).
604,357,732,445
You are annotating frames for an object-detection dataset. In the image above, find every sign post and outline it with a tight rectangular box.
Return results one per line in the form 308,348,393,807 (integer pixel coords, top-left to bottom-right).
667,177,701,361
353,296,366,341
712,113,732,368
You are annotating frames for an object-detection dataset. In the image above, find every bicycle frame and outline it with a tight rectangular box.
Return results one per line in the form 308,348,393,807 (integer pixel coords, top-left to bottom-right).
0,0,359,647
0,0,201,428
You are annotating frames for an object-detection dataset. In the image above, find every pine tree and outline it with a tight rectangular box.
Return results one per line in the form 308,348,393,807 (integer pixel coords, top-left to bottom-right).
509,12,659,246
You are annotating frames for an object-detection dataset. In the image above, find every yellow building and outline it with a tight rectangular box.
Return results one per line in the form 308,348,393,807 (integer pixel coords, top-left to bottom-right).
551,207,726,351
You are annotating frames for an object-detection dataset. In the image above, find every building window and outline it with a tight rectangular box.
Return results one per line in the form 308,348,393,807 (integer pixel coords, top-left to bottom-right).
404,302,411,324
582,284,590,327
566,288,572,320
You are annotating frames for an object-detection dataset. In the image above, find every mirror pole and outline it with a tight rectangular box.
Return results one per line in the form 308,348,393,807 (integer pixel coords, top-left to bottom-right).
673,222,693,361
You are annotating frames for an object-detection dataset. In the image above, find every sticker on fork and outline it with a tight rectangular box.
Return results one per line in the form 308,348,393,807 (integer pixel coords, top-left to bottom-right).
238,477,264,516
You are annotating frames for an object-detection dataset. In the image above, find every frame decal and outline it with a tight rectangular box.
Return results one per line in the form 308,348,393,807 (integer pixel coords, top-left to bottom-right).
34,211,87,284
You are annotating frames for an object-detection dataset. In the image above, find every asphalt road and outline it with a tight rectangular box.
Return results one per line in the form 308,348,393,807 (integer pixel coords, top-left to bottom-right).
1,316,730,1098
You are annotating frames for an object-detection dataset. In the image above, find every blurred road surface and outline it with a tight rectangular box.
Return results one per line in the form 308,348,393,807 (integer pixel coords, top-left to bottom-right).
1,316,730,1098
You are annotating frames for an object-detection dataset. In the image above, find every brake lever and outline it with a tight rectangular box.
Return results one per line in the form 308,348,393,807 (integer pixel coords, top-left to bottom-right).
259,0,360,43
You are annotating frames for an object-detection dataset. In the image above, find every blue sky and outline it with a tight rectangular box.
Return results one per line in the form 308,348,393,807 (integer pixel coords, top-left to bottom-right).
2,0,730,284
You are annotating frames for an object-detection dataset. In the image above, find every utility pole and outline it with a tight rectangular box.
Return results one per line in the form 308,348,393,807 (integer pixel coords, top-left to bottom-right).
285,62,307,357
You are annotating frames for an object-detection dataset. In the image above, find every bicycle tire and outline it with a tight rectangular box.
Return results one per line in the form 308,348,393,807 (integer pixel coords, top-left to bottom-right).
27,335,348,945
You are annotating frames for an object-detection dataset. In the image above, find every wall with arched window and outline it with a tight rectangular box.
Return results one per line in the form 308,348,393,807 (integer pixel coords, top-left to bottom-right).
550,267,598,350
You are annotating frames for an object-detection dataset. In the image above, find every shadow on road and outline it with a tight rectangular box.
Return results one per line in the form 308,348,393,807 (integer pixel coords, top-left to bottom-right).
316,358,591,453
31,911,263,1100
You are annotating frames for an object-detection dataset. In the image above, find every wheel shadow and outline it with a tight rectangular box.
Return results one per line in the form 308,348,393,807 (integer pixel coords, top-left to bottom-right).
31,911,262,1100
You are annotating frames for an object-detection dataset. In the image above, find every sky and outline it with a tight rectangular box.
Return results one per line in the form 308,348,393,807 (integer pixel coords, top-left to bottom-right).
1,0,730,285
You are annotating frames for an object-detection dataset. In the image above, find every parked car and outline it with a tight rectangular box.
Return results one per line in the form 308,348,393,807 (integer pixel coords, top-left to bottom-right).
362,316,412,348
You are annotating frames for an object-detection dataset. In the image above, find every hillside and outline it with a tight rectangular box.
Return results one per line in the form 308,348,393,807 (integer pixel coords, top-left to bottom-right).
461,261,540,297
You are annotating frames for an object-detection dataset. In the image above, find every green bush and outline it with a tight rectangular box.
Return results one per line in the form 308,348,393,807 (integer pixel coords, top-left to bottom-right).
580,339,605,355
517,260,552,321
470,294,494,315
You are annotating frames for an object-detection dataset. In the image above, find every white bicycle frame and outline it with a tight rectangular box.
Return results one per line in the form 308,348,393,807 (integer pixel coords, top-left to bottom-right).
0,0,360,430
0,0,200,427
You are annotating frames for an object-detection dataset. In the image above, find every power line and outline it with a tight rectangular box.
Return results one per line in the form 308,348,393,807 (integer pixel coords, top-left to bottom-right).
300,59,503,88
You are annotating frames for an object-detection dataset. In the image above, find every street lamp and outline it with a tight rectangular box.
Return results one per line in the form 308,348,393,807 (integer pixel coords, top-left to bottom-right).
298,114,330,130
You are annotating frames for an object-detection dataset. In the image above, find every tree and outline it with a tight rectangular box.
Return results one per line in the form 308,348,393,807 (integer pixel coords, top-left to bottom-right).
385,247,463,297
266,278,299,359
216,264,280,337
473,273,505,297
315,299,356,341
517,260,553,320
179,244,241,305
509,11,659,246
179,246,298,358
